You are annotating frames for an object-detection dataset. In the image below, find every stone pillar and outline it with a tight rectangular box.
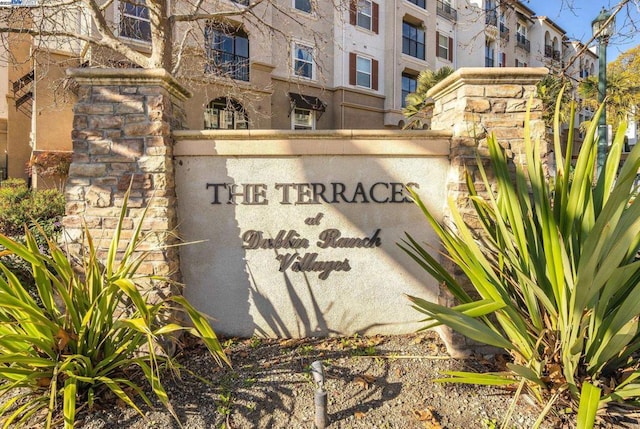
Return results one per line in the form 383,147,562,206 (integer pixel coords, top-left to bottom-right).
428,67,548,353
63,68,190,299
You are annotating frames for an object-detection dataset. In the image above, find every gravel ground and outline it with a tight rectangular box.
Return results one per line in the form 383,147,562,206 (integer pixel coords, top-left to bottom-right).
70,332,639,429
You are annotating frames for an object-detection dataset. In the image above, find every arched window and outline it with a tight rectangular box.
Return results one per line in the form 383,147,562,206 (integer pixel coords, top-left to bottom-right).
204,98,248,130
544,32,552,58
204,23,250,82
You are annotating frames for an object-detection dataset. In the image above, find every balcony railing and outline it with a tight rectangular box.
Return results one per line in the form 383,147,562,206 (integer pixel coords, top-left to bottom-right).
499,23,509,41
553,50,561,61
516,34,530,52
436,1,457,21
12,69,34,93
485,10,497,26
544,44,552,57
485,57,494,67
205,50,250,82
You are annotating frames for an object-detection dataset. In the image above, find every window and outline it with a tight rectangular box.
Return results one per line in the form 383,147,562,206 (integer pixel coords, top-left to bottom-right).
292,108,315,129
516,22,530,52
294,0,312,13
485,40,494,67
485,0,497,25
293,43,314,79
356,56,372,88
357,0,372,30
402,21,425,60
204,24,250,81
204,98,248,130
120,0,151,41
407,0,425,8
498,52,506,67
401,73,417,108
350,0,379,33
349,53,378,90
436,32,452,61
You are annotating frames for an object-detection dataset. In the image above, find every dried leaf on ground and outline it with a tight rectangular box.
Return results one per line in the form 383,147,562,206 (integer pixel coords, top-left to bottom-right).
413,407,443,428
354,374,376,389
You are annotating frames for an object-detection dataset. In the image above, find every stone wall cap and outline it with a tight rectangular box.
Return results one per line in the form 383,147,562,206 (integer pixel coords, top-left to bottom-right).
173,129,452,140
173,130,451,157
66,67,192,101
428,67,549,99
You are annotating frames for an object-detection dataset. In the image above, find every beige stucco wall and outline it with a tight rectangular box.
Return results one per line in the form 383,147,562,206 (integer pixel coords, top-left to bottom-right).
173,130,451,337
33,52,76,153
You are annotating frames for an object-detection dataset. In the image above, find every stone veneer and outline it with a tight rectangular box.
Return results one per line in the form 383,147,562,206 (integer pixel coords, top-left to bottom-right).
63,68,189,300
427,67,548,351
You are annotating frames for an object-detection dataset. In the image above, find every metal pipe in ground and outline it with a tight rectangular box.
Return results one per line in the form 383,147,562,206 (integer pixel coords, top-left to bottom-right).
311,360,328,428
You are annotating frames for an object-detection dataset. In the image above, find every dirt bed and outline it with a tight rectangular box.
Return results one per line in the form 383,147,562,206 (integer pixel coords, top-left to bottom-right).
75,332,639,429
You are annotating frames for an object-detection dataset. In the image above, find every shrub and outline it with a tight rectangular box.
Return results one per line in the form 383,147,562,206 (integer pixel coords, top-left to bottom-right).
401,93,640,428
0,178,65,240
0,190,229,428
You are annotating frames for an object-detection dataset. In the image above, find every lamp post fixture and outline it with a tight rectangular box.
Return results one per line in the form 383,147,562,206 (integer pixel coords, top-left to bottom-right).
592,7,615,177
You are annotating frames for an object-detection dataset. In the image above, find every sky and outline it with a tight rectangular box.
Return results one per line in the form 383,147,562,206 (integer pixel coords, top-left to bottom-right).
527,0,640,62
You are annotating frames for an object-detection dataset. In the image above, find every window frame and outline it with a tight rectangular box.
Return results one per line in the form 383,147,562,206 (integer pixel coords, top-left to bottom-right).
292,108,316,130
204,99,249,130
119,0,151,42
292,42,315,79
204,24,250,82
401,72,417,108
356,0,373,30
406,0,425,8
485,40,494,67
437,33,450,60
402,21,425,60
355,55,372,89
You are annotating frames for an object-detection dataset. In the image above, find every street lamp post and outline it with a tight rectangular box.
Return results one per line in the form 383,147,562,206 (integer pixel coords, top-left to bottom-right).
592,7,615,177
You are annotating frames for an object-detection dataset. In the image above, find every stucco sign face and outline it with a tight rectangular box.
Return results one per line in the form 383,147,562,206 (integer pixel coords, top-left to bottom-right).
175,150,448,338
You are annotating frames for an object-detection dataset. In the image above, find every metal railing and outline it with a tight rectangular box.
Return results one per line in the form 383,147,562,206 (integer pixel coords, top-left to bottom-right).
516,34,530,52
499,23,509,41
436,1,457,21
204,50,250,82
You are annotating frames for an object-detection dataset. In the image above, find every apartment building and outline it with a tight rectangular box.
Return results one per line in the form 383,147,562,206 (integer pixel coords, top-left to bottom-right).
0,0,600,184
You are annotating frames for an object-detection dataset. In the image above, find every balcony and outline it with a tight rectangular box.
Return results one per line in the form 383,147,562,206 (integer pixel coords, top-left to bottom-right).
12,69,34,116
516,34,530,52
544,44,552,57
485,10,497,26
499,23,509,41
205,50,250,82
436,1,457,22
553,50,561,61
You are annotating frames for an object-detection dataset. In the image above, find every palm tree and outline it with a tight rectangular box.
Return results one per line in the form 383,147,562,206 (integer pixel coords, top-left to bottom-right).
402,67,454,129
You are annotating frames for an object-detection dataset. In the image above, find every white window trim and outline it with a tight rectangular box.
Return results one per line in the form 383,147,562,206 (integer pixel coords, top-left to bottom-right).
356,0,373,31
517,21,527,37
437,34,449,60
292,42,315,80
355,55,372,89
292,108,316,130
116,0,151,44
